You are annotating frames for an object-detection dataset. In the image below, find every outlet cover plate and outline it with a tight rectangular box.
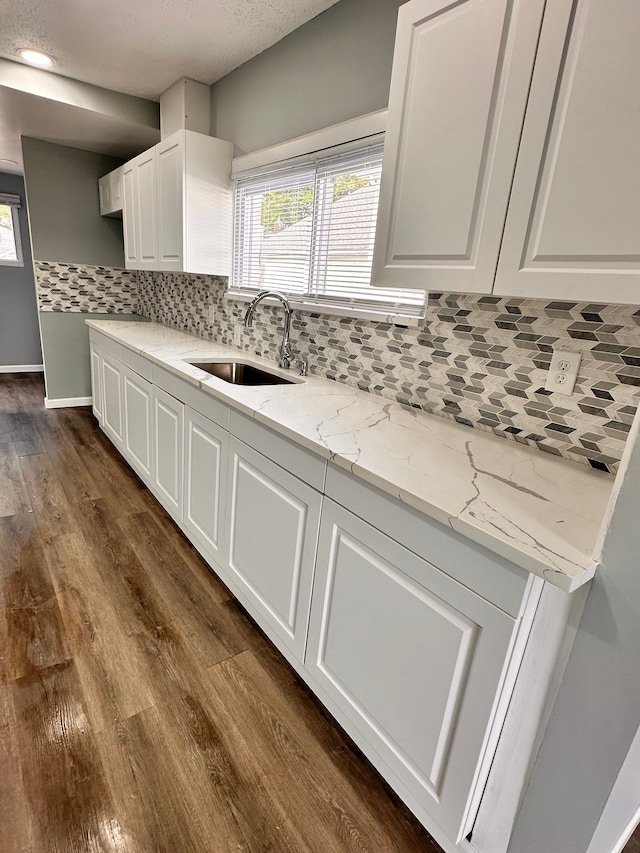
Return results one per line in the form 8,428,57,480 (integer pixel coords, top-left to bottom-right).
233,326,242,347
545,349,581,395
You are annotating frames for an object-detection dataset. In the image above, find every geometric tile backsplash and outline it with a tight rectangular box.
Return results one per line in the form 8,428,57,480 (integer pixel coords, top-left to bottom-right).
34,260,138,313
137,271,640,474
35,260,640,471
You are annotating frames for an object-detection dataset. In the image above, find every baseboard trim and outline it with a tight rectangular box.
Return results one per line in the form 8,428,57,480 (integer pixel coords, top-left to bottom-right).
44,395,92,409
0,364,44,373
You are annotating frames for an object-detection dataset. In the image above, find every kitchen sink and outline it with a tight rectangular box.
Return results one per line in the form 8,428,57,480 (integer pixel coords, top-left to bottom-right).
187,360,298,385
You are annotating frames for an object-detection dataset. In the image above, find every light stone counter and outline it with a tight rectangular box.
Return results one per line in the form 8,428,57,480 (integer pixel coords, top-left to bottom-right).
87,319,615,592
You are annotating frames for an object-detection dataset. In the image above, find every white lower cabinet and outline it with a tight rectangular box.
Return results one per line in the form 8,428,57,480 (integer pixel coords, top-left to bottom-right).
224,435,322,663
151,385,184,522
122,366,153,483
101,353,125,450
183,406,227,568
306,499,521,844
88,330,577,853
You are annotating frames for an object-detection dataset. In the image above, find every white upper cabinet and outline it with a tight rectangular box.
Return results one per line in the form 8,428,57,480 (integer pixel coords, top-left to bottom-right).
372,0,546,294
156,130,234,275
135,149,160,269
494,0,640,303
110,130,233,276
120,149,158,270
374,0,640,305
98,167,123,217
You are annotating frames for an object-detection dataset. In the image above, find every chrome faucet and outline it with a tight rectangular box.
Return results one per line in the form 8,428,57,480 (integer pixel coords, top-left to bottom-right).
243,290,294,369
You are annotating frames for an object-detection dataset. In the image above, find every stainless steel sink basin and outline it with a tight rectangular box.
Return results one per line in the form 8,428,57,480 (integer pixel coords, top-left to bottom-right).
187,360,297,385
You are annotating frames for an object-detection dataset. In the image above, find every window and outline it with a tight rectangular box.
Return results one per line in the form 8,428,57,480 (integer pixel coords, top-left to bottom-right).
0,193,23,267
231,144,425,320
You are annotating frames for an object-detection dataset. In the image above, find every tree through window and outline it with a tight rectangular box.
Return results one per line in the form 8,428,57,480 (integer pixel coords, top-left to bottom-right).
0,194,23,266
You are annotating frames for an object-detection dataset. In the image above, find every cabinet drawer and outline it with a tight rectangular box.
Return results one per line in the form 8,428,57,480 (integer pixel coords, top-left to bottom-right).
325,463,530,618
89,331,151,382
152,363,230,430
229,409,326,491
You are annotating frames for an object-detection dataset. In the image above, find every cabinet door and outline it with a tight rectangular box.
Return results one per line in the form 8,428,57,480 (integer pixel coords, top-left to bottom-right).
98,176,110,216
122,162,139,268
157,133,184,272
122,367,153,484
90,346,103,423
371,0,545,293
151,385,184,521
306,500,518,843
495,0,640,303
184,406,227,567
135,149,158,270
110,168,123,213
101,354,124,450
225,436,321,663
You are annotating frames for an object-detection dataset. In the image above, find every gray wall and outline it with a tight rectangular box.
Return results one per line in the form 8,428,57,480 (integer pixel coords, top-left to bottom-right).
211,0,404,154
0,172,42,367
508,429,640,852
38,312,141,399
22,138,134,402
21,137,125,267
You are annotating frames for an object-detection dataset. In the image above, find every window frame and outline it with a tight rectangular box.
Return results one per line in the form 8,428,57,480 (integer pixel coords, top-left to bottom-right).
0,198,24,268
228,113,426,326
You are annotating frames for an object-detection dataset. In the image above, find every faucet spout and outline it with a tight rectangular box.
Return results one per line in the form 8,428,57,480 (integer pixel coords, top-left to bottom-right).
243,290,294,369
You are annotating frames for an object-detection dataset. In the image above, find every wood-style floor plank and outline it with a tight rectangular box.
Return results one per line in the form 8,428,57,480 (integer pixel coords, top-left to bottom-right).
0,442,31,517
0,373,442,853
0,685,34,853
19,453,79,540
45,532,155,733
133,624,307,853
118,511,251,667
0,513,71,682
12,660,122,853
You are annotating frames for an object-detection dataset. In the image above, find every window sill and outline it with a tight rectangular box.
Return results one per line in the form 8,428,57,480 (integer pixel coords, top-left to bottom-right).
225,291,425,328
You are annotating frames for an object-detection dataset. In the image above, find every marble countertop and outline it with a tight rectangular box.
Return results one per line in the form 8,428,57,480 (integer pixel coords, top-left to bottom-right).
87,319,615,593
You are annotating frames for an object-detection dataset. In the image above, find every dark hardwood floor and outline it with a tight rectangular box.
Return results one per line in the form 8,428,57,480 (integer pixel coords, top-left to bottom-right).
0,373,443,853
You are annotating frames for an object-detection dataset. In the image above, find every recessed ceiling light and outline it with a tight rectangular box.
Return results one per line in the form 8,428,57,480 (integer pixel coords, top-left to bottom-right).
17,48,55,67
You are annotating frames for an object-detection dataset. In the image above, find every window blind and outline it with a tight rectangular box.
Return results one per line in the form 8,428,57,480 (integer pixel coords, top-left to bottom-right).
231,143,426,319
0,193,21,208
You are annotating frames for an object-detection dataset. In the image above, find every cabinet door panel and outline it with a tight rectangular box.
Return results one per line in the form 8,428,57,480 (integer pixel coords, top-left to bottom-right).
307,500,517,843
152,386,183,521
226,437,321,662
157,135,184,271
136,150,158,268
495,0,640,302
101,355,124,449
184,407,226,565
122,163,139,268
90,347,103,422
123,368,153,484
372,0,545,292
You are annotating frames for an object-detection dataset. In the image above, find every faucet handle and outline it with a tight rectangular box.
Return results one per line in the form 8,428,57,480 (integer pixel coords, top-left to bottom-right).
293,356,308,377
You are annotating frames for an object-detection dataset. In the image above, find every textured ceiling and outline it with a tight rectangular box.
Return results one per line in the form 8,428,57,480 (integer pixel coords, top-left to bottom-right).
0,0,341,100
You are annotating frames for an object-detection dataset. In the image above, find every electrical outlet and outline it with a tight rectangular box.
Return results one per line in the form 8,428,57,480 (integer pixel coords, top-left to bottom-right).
545,349,581,395
208,305,216,325
233,326,243,347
